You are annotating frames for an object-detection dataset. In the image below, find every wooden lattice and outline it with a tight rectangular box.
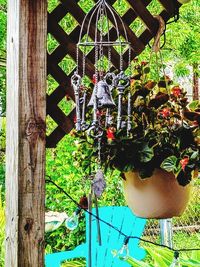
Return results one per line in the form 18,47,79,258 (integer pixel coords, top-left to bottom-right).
46,0,180,147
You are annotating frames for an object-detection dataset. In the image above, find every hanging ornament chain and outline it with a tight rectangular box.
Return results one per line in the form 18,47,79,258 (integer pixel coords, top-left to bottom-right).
97,136,102,168
82,46,86,81
76,44,79,75
148,15,171,94
99,3,104,78
120,42,123,72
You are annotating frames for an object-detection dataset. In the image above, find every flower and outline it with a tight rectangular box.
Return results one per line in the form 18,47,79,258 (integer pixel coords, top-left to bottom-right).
106,127,115,140
96,110,104,117
141,61,148,66
172,86,182,97
180,157,189,171
193,120,199,127
161,108,171,118
92,74,97,84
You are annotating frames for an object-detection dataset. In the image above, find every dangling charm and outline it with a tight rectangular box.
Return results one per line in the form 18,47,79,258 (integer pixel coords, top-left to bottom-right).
87,80,116,109
170,251,181,267
112,236,130,259
92,169,106,198
65,207,81,230
65,195,88,231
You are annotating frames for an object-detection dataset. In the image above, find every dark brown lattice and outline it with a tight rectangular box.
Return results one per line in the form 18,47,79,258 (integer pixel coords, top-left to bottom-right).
46,0,180,147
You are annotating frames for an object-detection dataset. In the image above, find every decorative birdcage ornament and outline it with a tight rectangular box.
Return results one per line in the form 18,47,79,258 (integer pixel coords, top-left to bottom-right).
71,0,132,138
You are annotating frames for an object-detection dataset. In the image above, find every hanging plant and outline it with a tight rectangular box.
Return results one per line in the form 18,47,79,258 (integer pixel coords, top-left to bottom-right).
72,61,199,218
70,0,199,219
73,62,199,185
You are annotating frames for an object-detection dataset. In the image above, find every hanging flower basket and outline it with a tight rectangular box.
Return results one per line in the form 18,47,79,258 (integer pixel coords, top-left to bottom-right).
70,0,199,218
73,60,200,218
123,169,191,219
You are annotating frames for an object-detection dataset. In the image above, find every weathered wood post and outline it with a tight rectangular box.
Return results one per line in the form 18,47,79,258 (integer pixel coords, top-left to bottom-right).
6,0,47,266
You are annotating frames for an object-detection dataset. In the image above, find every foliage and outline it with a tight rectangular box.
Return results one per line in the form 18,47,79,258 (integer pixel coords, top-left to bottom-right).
62,259,86,267
45,134,125,252
0,186,5,267
120,245,200,267
74,62,200,186
139,0,200,78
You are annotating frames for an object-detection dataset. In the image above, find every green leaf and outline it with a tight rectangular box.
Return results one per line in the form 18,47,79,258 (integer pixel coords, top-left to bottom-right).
139,144,154,163
188,100,200,111
120,256,152,267
191,150,199,160
142,245,173,263
143,246,172,267
143,67,150,74
180,258,200,266
160,156,178,173
191,250,200,262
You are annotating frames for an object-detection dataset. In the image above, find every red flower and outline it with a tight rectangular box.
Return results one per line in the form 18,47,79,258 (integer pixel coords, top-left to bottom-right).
96,110,104,117
180,157,189,171
161,108,171,118
73,115,77,123
172,86,182,97
193,120,199,126
141,61,148,66
106,128,115,140
92,74,97,84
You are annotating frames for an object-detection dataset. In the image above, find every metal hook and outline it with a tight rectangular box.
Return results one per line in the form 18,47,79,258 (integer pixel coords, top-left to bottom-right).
71,72,82,88
87,125,104,139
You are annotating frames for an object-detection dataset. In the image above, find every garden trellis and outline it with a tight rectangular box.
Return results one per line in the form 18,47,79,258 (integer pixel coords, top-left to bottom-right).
7,0,196,266
46,0,181,147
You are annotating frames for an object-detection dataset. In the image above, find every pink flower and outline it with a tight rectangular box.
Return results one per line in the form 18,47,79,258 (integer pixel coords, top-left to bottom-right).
180,157,189,171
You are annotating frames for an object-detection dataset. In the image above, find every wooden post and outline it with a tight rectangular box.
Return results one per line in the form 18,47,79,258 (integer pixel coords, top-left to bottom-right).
6,1,47,266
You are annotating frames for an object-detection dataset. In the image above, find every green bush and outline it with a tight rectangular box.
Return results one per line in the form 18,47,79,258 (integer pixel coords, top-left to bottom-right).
121,244,200,267
45,133,125,253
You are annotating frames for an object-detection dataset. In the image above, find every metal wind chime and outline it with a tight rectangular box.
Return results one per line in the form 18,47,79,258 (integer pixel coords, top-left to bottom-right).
71,0,132,193
71,2,132,262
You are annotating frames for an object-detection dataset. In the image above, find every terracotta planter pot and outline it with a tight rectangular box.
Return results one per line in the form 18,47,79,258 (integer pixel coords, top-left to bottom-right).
123,169,190,219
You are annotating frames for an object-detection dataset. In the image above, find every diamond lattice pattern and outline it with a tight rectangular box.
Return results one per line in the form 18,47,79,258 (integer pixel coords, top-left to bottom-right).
47,0,180,147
